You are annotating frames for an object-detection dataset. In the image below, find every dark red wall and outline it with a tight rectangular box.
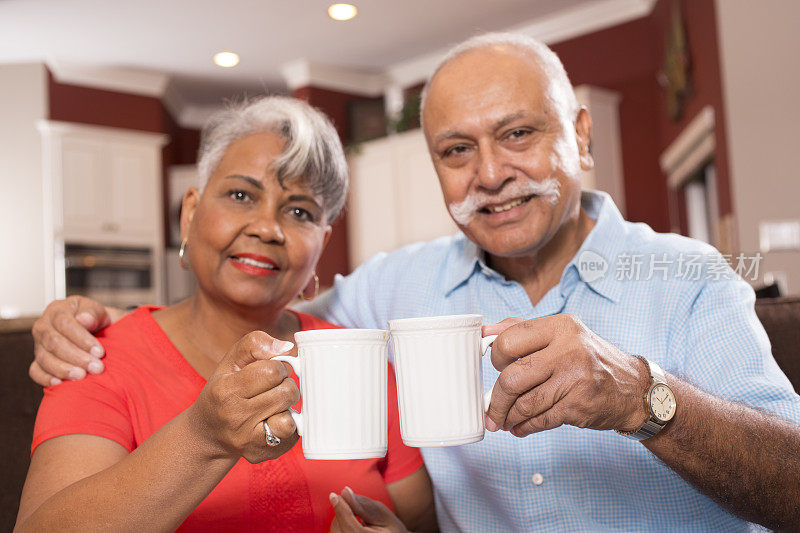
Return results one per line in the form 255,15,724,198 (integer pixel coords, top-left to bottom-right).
550,0,730,233
552,15,669,231
651,0,731,217
49,72,167,133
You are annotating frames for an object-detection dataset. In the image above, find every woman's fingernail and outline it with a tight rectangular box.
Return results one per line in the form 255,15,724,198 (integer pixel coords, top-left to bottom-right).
485,416,499,432
68,367,86,380
87,360,104,374
329,493,339,505
274,340,294,353
90,345,105,358
49,377,62,387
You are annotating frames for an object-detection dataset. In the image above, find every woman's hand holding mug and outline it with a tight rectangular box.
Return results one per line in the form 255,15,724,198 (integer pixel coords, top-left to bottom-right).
186,331,301,463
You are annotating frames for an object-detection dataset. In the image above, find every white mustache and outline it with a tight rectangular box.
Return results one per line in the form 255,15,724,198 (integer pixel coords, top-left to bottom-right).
447,178,561,226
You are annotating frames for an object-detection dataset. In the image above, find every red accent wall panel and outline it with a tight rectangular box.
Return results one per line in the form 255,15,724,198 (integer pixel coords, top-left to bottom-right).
48,72,167,133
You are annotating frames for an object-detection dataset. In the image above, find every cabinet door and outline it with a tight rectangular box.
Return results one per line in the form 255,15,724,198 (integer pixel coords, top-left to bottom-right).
346,137,399,267
108,141,159,240
392,131,456,247
61,137,108,237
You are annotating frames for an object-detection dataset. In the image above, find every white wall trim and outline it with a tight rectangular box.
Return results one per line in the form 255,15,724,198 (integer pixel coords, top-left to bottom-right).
659,105,716,189
387,0,656,89
37,120,170,147
280,59,389,96
666,135,716,190
47,59,170,98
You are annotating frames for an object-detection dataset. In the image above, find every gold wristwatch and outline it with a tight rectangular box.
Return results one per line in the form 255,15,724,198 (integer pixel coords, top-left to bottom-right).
615,355,676,441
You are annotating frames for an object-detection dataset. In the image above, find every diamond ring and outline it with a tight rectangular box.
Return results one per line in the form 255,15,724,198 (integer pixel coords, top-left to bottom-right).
263,419,281,447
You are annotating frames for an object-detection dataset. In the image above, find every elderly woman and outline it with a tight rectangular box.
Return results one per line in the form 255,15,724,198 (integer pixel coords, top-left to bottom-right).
15,97,435,532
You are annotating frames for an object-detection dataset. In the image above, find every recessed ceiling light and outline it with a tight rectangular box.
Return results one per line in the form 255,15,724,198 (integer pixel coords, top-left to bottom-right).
328,3,357,21
213,52,240,68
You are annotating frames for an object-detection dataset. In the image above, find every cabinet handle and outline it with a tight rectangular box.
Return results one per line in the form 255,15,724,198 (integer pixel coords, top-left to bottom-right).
102,223,120,232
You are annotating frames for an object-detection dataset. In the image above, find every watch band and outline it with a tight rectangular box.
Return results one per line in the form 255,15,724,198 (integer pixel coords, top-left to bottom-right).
615,355,672,441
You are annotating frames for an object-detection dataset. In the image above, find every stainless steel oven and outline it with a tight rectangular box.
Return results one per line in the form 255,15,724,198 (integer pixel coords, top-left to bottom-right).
64,244,157,309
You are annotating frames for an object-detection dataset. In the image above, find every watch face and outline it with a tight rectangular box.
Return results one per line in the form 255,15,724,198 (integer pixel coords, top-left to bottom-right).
649,383,676,422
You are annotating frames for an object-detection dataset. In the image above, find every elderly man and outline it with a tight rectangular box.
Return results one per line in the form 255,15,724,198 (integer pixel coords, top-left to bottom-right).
31,33,800,531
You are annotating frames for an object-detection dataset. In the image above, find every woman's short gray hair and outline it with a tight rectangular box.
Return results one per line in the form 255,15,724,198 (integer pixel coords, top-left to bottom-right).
197,96,348,222
421,32,579,124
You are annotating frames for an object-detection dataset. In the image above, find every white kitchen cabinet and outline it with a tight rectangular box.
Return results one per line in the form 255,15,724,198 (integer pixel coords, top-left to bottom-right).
38,120,169,303
42,123,166,245
347,129,457,268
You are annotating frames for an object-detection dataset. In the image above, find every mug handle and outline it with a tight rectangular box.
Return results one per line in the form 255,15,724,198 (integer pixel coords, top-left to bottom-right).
271,355,303,437
481,335,498,413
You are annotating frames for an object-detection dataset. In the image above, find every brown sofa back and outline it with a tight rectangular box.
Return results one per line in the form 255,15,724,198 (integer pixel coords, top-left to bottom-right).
755,297,800,393
0,318,39,531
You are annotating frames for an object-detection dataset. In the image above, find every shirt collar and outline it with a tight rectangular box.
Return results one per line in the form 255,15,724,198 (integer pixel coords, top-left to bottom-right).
443,190,627,302
443,233,485,295
562,190,626,303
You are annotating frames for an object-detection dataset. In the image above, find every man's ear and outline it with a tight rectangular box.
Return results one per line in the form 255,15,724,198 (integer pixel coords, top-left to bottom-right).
575,106,595,172
179,187,200,241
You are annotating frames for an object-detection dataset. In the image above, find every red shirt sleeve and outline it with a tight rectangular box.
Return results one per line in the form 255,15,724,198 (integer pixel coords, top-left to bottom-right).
380,365,424,484
31,355,135,455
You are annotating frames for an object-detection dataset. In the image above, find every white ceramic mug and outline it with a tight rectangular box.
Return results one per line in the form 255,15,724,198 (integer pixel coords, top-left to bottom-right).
388,314,497,447
273,328,389,460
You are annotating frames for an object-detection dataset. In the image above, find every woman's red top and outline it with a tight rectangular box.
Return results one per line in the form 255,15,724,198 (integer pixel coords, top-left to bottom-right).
32,306,423,532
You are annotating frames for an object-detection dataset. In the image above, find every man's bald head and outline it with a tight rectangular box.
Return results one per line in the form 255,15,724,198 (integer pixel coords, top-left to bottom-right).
420,33,579,128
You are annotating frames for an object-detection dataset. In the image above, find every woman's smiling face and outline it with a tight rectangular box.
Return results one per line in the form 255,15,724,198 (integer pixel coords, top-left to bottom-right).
181,131,332,312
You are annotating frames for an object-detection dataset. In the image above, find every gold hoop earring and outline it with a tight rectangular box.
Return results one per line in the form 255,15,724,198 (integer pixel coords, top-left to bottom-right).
301,273,319,301
179,237,190,270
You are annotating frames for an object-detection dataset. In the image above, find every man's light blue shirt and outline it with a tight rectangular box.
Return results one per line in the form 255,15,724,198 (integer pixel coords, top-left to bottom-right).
307,191,800,532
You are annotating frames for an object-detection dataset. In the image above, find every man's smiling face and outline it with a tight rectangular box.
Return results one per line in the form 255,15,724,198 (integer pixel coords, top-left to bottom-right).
422,44,592,259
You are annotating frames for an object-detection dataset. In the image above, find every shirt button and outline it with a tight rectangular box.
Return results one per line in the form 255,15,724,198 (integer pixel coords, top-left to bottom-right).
532,473,544,486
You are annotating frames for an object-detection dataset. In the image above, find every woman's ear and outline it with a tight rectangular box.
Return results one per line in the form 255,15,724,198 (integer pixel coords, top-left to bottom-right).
575,106,595,172
179,187,200,241
322,225,333,249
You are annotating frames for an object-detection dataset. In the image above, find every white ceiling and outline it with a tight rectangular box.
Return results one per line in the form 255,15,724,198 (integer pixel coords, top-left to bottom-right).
0,0,654,120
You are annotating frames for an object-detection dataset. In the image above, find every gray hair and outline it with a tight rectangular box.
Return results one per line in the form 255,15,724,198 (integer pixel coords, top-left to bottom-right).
197,96,348,222
420,32,579,124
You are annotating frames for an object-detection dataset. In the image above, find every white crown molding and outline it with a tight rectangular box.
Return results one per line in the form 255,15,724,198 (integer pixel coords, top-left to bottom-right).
387,0,657,89
37,119,170,147
281,59,389,96
47,59,170,98
659,106,716,189
43,0,656,109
